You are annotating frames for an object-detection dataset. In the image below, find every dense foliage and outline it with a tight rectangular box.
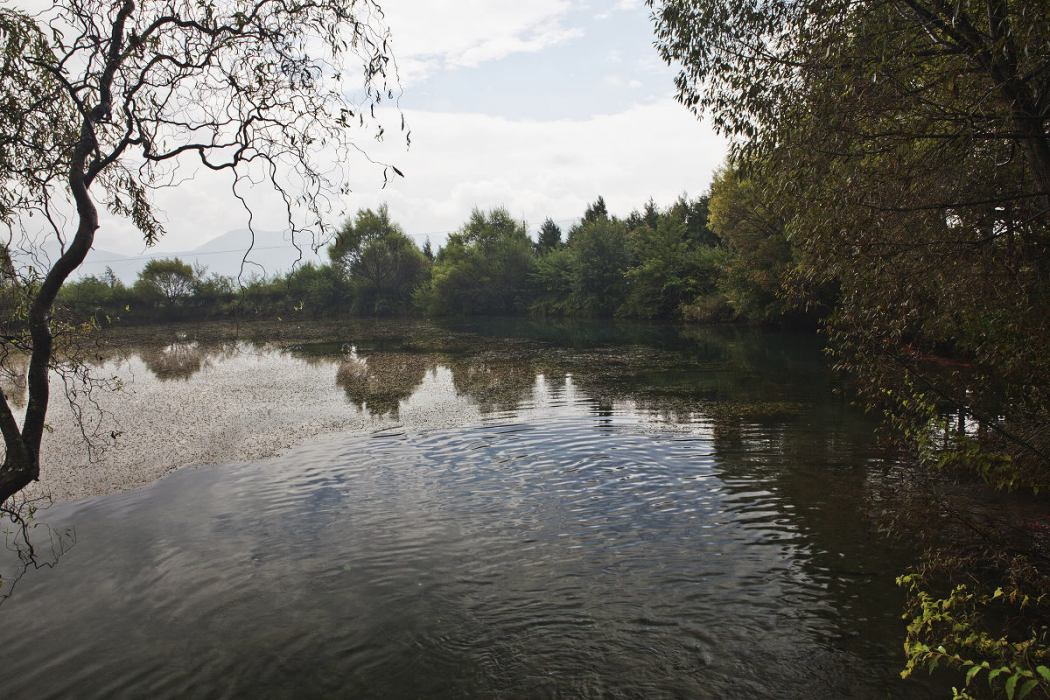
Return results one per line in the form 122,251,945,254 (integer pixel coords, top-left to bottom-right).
58,189,816,328
329,205,428,315
419,208,535,316
649,0,1050,694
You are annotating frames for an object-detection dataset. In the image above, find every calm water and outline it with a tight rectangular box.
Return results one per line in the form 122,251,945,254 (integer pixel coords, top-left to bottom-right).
0,319,938,698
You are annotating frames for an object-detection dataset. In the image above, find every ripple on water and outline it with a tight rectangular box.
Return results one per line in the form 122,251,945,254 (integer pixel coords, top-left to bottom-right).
0,400,936,699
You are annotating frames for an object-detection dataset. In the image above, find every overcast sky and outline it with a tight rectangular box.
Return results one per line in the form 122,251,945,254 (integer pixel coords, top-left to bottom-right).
101,0,726,255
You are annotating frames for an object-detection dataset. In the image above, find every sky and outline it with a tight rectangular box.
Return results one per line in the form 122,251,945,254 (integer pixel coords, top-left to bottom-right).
99,0,727,255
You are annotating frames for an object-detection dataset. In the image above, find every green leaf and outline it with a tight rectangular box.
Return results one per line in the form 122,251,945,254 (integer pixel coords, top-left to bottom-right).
1037,666,1050,683
1018,679,1039,700
1006,672,1020,700
966,665,982,685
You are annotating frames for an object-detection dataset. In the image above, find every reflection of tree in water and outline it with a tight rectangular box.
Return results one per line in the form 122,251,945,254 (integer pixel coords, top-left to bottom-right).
538,369,570,401
138,341,238,381
435,327,915,657
447,356,537,413
525,330,916,650
0,493,76,607
695,381,915,659
335,350,430,417
544,350,673,414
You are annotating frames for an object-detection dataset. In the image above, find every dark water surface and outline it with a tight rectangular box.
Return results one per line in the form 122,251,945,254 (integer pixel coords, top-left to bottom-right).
0,319,938,698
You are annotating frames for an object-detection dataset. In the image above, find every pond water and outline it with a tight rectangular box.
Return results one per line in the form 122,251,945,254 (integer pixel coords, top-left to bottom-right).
0,319,940,698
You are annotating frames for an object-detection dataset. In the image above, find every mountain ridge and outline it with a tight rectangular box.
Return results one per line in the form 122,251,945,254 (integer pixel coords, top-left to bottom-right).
72,228,329,283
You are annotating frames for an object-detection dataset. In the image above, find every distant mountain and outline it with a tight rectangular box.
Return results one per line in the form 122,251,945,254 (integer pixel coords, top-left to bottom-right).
9,242,140,283
73,228,329,284
181,228,328,280
75,247,146,284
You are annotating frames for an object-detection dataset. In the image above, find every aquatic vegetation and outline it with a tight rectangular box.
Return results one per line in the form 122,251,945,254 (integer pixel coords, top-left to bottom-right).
899,558,1050,700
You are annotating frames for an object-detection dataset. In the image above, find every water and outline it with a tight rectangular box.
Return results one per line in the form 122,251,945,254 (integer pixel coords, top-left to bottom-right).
0,319,938,697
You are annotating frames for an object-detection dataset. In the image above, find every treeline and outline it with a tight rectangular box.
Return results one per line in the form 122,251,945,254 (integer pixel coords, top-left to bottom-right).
58,178,817,327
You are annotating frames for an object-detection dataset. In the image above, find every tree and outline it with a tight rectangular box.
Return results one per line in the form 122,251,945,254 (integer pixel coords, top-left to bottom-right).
0,0,399,504
621,213,723,320
706,167,796,323
529,246,574,316
330,206,426,315
101,267,120,290
135,258,196,306
650,0,1050,477
192,271,236,314
649,0,1050,192
423,208,535,315
565,217,631,317
536,218,563,254
56,273,131,323
580,196,609,226
281,263,346,316
668,195,717,248
650,0,1050,689
329,206,401,273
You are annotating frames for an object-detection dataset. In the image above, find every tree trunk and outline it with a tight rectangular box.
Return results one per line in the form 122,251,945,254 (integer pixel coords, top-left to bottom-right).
0,0,130,507
0,115,102,507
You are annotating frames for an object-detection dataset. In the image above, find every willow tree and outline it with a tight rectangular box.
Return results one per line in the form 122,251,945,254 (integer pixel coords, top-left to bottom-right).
0,0,401,504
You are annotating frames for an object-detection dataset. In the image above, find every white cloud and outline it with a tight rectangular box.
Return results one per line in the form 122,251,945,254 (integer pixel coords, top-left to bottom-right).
350,101,726,240
383,1,581,83
98,100,726,255
603,74,644,89
68,0,728,258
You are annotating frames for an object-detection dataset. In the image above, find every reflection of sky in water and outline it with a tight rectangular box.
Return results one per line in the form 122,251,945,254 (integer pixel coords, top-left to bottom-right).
0,322,940,697
0,401,933,697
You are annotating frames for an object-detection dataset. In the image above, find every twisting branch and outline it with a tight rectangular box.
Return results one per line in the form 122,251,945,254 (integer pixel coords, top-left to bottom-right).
0,0,404,505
